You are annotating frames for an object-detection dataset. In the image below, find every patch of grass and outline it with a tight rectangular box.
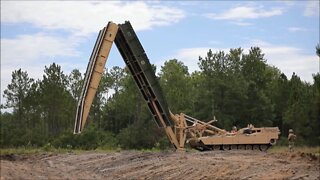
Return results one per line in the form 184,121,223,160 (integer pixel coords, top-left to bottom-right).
0,147,121,155
0,148,43,155
269,145,320,154
94,148,117,153
140,148,161,153
0,147,86,155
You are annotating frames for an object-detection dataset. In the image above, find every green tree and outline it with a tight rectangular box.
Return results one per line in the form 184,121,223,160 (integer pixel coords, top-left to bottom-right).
310,73,320,145
3,69,34,124
266,71,289,134
241,47,274,127
197,49,248,128
68,69,83,101
23,80,48,146
102,67,143,133
0,112,15,146
109,66,125,93
198,49,226,123
39,63,74,137
241,47,268,89
159,59,192,113
2,69,35,146
283,73,316,145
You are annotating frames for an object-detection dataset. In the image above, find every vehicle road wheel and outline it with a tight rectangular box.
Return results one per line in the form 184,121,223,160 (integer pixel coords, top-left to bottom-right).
231,145,237,150
238,145,246,150
246,145,253,150
253,145,260,151
222,145,230,150
259,144,270,151
212,145,220,151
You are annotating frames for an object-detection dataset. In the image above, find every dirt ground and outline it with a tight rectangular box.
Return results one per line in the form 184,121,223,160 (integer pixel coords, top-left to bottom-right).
1,150,319,180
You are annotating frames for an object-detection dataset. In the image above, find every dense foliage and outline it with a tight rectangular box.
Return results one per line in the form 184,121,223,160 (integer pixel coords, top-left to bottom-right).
1,47,319,149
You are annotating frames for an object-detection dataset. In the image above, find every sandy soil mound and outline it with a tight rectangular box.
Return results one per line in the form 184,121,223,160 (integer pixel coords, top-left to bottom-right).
1,150,319,179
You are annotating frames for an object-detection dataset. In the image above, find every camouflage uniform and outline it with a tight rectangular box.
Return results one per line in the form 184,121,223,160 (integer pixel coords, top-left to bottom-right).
231,126,237,133
288,129,296,152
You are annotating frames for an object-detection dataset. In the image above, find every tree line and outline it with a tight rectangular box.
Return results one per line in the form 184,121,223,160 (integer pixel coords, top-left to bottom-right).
1,47,319,149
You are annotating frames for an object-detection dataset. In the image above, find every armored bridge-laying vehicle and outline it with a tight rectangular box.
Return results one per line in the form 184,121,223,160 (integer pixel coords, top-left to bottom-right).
74,21,280,151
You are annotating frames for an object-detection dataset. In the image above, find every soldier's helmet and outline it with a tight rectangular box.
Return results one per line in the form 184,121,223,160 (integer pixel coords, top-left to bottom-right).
289,129,294,133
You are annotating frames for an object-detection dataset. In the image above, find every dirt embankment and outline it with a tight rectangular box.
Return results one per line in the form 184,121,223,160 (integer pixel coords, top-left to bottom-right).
1,150,319,179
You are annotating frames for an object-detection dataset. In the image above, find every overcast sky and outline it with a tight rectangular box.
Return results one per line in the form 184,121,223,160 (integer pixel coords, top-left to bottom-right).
1,1,319,105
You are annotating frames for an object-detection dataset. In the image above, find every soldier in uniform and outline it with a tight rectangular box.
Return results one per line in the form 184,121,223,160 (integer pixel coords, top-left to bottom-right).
231,126,237,133
288,129,296,152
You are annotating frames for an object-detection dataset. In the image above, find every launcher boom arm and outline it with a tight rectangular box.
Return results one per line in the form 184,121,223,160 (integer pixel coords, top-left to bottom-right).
74,21,183,150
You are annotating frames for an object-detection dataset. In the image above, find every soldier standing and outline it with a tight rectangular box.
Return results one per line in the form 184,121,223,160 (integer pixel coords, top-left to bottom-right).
288,129,296,152
231,126,237,133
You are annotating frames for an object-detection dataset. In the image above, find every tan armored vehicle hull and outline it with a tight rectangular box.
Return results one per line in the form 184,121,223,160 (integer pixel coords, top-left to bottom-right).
188,127,280,151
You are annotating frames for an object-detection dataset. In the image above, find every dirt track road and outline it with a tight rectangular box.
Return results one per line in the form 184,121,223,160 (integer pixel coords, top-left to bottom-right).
1,150,319,179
